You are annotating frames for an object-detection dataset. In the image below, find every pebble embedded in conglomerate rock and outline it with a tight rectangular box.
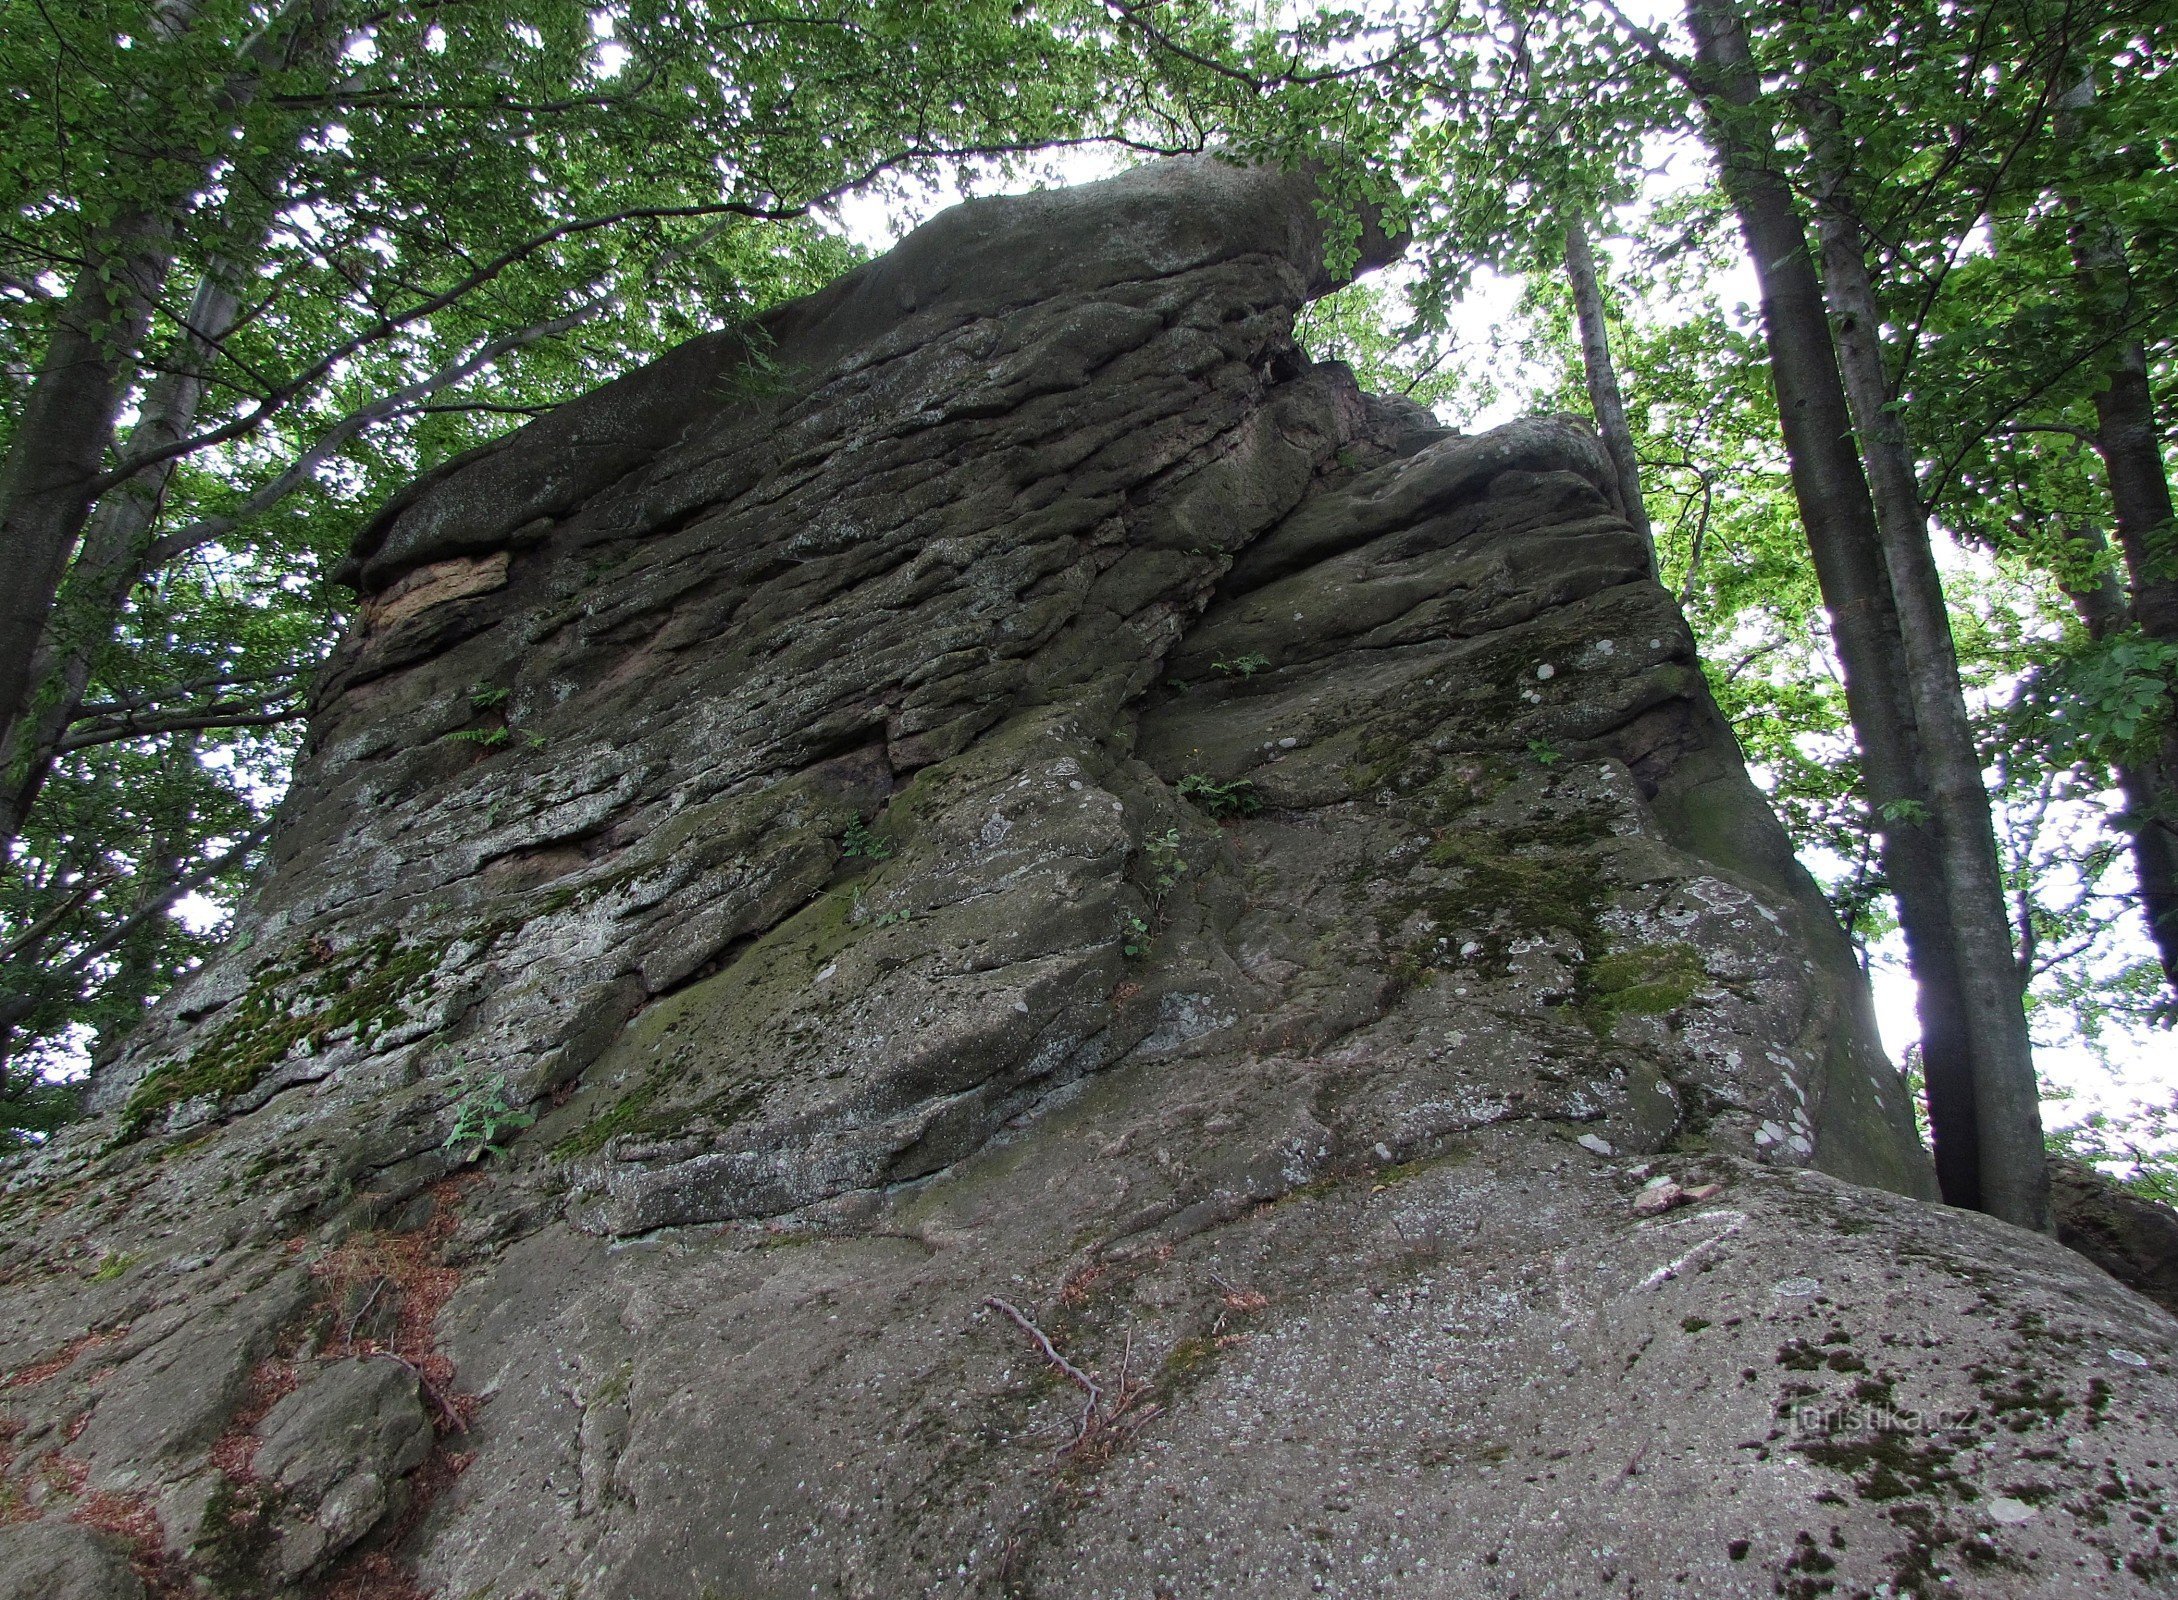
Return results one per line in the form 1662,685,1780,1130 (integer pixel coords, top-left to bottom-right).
2,154,2175,1599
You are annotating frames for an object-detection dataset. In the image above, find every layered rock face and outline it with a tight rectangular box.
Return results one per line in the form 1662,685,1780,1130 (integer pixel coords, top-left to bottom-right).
4,157,2177,1599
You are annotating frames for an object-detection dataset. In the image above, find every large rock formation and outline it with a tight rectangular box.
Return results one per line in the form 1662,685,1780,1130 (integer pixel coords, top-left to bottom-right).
4,157,2176,1599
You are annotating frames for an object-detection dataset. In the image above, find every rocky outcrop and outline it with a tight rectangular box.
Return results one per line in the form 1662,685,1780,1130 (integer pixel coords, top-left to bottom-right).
2053,1158,2178,1316
3,156,2176,1598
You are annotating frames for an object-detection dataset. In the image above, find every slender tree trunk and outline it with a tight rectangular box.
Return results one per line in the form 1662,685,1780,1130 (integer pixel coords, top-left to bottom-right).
0,216,175,771
2057,65,2178,1011
1563,216,1656,572
0,264,252,845
2085,341,2178,642
1805,105,2049,1226
2060,75,2178,644
1684,0,2049,1227
2056,525,2178,1000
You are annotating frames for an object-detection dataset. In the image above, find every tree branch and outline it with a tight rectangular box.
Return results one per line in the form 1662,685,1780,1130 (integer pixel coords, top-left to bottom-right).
57,702,305,755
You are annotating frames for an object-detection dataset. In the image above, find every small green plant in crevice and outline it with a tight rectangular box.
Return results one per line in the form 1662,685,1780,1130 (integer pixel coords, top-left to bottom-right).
1120,913,1154,959
443,724,510,748
1211,652,1271,679
89,1251,134,1282
1526,737,1562,766
1140,828,1188,903
1177,773,1262,819
444,1073,536,1160
841,815,894,861
468,683,511,711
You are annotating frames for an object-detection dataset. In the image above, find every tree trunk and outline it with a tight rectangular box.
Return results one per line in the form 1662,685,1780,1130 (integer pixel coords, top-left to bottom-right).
2056,525,2178,1002
2057,65,2178,1011
0,264,251,845
1684,0,2049,1227
1805,103,2050,1228
1563,216,1656,572
0,1,333,839
2086,342,2178,643
0,214,174,780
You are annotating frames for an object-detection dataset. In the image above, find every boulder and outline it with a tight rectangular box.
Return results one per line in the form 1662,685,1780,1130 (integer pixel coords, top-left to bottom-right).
0,1520,144,1600
253,1357,435,1579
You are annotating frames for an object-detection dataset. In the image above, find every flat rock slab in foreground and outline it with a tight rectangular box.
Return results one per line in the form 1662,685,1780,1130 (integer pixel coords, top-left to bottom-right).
3,156,2174,1599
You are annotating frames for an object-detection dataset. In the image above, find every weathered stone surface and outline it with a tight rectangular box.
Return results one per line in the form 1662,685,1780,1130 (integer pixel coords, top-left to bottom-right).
252,1357,434,1578
0,1520,144,1600
2053,1157,2178,1316
3,155,2175,1597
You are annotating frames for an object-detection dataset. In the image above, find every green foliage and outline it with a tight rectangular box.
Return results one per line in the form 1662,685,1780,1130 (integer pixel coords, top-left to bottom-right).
2047,1094,2178,1208
2026,634,2178,768
1140,828,1189,901
1177,773,1262,819
4,0,1439,1131
1120,912,1154,960
841,816,894,861
10,0,2177,1143
444,1073,537,1160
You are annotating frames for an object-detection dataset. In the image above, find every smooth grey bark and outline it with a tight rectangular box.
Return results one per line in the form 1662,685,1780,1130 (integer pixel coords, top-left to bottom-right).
2060,70,2178,648
1684,0,2049,1227
1806,107,2049,1226
2055,525,2178,1003
1563,216,1656,573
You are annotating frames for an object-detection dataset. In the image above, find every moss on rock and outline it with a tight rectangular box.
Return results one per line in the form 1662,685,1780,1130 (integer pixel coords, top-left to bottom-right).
1575,941,1707,1034
120,933,445,1140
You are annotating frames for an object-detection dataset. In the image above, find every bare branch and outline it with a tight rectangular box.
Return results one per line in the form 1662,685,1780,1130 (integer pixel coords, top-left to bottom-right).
58,701,305,754
1995,420,2102,450
143,297,604,568
0,871,126,966
983,1296,1105,1449
27,816,272,985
